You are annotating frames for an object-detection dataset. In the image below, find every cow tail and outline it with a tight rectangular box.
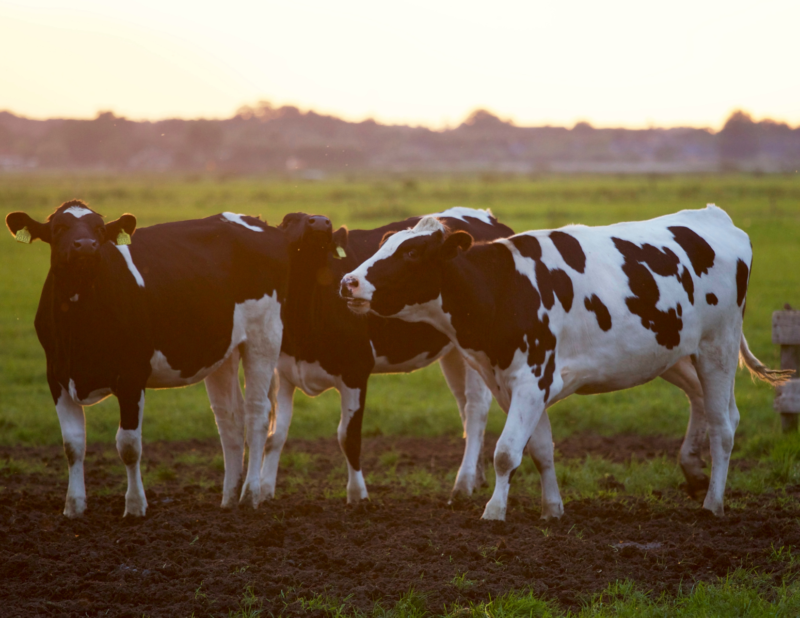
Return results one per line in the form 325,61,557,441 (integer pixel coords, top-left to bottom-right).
739,333,795,385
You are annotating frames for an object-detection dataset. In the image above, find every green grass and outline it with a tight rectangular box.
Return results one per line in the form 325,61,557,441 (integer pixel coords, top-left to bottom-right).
223,570,800,616
1,174,798,451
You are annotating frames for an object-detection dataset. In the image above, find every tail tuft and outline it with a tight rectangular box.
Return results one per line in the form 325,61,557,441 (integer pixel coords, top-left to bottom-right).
739,334,795,385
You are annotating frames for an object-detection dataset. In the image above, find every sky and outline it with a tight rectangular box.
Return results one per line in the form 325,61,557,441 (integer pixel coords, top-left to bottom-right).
1,0,798,130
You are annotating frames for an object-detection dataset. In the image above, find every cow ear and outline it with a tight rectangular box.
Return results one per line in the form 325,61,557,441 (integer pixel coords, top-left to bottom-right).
105,214,137,245
440,231,473,260
332,226,348,249
330,226,349,259
6,211,51,244
379,230,396,248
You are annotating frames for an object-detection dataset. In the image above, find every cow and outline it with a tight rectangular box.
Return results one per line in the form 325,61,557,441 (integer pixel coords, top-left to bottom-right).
341,204,792,520
259,208,514,503
6,200,287,517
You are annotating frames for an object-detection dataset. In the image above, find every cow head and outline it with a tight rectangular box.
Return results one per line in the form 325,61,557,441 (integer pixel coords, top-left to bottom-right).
278,212,348,279
6,199,137,282
340,216,472,316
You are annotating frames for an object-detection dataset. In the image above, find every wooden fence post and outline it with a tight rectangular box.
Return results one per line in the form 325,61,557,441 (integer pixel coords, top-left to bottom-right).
772,305,800,433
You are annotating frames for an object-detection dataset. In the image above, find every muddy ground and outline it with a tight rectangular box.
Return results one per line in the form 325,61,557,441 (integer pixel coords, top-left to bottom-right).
1,434,798,617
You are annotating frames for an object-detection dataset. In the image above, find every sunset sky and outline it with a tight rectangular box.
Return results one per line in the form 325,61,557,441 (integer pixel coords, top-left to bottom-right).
1,0,798,129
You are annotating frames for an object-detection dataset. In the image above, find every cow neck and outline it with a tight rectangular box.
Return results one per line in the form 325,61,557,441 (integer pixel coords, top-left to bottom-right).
436,243,499,348
283,248,340,351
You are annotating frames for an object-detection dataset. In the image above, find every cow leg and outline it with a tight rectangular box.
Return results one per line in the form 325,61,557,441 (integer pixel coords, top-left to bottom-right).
661,357,709,501
525,411,564,520
260,373,295,499
55,388,87,518
239,339,281,509
694,339,739,517
205,351,246,508
439,349,492,498
483,384,545,521
338,385,368,503
116,390,147,517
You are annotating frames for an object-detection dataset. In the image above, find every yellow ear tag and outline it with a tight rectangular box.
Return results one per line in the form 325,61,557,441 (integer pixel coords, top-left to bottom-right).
116,231,132,246
334,246,346,259
15,227,32,244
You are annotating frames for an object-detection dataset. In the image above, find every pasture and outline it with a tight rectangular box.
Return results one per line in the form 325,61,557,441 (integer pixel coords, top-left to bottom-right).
1,174,800,616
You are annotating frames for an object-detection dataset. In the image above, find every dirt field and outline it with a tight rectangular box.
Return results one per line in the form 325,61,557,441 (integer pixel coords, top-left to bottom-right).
2,435,799,617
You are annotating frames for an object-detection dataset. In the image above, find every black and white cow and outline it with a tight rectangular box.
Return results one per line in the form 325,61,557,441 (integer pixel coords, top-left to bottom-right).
6,201,287,517
341,205,791,519
260,208,514,502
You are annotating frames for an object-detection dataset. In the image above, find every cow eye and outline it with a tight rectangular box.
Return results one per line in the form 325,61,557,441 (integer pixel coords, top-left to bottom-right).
54,224,68,236
404,248,420,261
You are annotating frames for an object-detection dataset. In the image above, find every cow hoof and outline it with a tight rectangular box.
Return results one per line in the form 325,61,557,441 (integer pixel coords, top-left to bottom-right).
63,497,86,518
123,504,147,518
540,501,564,520
685,475,710,502
239,483,261,509
481,502,506,521
702,500,724,517
259,484,276,501
346,490,369,505
451,476,476,499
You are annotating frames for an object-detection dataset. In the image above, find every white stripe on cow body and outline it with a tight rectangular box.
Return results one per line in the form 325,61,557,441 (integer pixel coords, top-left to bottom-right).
222,212,263,232
63,206,93,218
114,245,145,287
429,206,494,225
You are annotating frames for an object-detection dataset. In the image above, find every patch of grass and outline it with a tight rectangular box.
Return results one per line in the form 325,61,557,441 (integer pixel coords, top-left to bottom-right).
0,457,49,476
281,451,317,475
450,572,476,590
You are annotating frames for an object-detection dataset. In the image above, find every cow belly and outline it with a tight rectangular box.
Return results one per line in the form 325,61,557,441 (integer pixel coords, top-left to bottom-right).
371,343,450,374
147,349,225,388
279,353,339,396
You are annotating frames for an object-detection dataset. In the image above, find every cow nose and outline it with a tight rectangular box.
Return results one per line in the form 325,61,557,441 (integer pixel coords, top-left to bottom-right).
340,275,359,297
307,216,332,232
72,238,98,254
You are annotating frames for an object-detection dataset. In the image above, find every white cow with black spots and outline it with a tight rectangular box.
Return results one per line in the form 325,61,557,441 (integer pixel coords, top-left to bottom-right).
341,205,791,520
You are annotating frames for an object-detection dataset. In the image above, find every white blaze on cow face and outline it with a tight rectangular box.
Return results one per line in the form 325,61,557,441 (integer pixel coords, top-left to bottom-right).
222,212,263,232
342,216,446,314
115,245,145,287
63,206,94,218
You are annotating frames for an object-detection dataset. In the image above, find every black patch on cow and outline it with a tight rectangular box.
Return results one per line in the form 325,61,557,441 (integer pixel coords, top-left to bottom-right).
584,294,612,331
343,388,367,470
549,231,586,273
441,243,558,402
510,235,574,313
736,259,749,306
669,226,715,276
612,237,683,349
706,293,718,305
679,267,694,304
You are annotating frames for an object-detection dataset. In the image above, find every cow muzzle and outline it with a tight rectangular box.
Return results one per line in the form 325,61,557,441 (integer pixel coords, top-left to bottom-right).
340,275,371,314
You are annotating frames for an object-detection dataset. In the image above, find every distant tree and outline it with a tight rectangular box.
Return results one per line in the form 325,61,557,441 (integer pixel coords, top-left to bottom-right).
461,109,512,128
718,110,758,162
572,121,594,133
